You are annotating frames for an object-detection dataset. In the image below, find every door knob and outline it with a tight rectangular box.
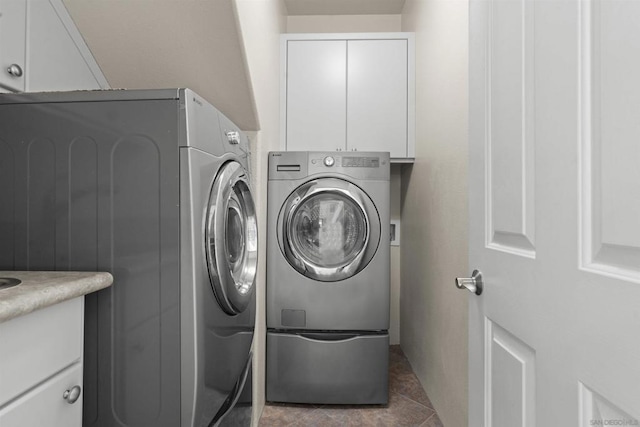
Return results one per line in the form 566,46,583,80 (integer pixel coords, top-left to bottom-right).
455,270,483,295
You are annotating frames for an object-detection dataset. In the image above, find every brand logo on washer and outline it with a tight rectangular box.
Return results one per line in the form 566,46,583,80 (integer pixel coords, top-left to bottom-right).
192,97,203,106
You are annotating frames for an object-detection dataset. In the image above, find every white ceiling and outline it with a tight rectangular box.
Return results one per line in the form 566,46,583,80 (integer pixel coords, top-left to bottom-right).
63,0,406,132
284,0,406,15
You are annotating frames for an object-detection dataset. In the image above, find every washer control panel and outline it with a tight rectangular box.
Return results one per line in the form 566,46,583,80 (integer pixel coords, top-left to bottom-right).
341,157,380,168
269,152,389,180
311,155,382,169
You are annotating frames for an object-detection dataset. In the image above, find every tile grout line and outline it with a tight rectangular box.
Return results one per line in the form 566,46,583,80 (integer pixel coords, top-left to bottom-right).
392,391,437,417
420,411,440,427
393,389,436,412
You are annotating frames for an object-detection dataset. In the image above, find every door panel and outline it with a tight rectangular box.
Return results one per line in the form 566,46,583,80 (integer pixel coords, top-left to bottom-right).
580,384,638,427
469,0,640,425
580,0,640,281
486,319,535,427
487,0,535,257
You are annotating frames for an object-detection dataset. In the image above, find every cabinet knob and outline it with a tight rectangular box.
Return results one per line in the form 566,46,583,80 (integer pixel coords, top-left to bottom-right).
7,64,23,77
63,385,82,404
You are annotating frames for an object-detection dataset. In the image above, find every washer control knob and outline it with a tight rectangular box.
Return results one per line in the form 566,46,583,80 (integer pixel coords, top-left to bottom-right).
323,156,335,167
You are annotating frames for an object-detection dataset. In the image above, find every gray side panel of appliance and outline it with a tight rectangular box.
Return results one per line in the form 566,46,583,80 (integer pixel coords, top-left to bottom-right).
183,89,226,153
266,332,389,404
0,99,181,426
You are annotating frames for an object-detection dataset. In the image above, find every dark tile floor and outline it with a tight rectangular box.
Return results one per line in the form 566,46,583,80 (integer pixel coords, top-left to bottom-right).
259,345,444,427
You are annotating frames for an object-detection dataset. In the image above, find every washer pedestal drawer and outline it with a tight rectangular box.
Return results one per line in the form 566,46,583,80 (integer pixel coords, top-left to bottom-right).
266,331,389,405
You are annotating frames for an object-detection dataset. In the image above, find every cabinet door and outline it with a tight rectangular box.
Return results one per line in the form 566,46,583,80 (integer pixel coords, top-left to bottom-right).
0,0,26,92
286,40,346,152
0,298,83,406
0,363,83,427
25,0,107,91
347,39,408,157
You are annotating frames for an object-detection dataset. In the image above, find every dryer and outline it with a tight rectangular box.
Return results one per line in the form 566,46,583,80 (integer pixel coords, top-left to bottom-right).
0,89,257,426
266,151,390,405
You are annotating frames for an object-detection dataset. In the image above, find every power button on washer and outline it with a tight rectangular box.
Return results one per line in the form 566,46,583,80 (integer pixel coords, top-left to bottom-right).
323,156,335,167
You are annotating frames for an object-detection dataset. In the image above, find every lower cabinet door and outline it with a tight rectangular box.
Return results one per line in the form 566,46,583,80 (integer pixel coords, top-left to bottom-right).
0,362,83,427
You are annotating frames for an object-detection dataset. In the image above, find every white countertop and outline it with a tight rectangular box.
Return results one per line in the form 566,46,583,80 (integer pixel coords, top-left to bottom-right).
0,271,113,323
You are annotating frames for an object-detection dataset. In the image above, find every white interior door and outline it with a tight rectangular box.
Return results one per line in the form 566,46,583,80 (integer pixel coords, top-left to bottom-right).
468,0,640,426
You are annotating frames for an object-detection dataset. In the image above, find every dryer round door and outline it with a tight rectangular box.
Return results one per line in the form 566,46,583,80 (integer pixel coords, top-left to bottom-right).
278,178,381,282
205,160,258,315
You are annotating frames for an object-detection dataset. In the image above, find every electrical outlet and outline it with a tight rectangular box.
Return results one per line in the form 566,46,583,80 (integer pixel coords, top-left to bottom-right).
390,220,400,246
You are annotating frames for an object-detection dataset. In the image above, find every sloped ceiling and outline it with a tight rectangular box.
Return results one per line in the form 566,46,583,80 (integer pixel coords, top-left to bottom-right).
63,0,259,131
63,0,406,131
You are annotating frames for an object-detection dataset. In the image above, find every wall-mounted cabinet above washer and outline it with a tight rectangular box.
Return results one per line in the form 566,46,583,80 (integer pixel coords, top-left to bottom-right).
280,33,415,162
0,0,109,93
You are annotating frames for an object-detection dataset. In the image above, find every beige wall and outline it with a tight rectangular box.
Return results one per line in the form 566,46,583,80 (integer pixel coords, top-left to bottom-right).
401,1,469,427
63,0,258,131
287,14,401,33
233,1,287,425
285,14,403,346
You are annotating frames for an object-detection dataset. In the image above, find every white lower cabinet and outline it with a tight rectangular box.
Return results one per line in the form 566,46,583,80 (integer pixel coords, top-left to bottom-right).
0,297,84,427
0,363,83,427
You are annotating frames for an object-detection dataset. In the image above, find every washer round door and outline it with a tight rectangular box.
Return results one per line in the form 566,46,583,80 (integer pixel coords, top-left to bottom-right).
278,178,381,282
205,161,258,315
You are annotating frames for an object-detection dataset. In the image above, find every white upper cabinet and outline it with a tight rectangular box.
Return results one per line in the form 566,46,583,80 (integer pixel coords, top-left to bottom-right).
286,40,347,152
0,0,108,93
281,33,415,161
0,0,27,92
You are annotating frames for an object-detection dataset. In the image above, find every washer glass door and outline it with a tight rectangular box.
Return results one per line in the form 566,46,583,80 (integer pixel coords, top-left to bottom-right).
281,178,379,281
205,161,257,315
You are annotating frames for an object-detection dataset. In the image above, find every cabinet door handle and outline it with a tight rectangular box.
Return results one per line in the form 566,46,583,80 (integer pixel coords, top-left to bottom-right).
7,64,23,77
63,385,82,404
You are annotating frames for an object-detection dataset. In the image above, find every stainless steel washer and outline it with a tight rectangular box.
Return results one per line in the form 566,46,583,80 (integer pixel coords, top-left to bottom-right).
266,151,390,404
